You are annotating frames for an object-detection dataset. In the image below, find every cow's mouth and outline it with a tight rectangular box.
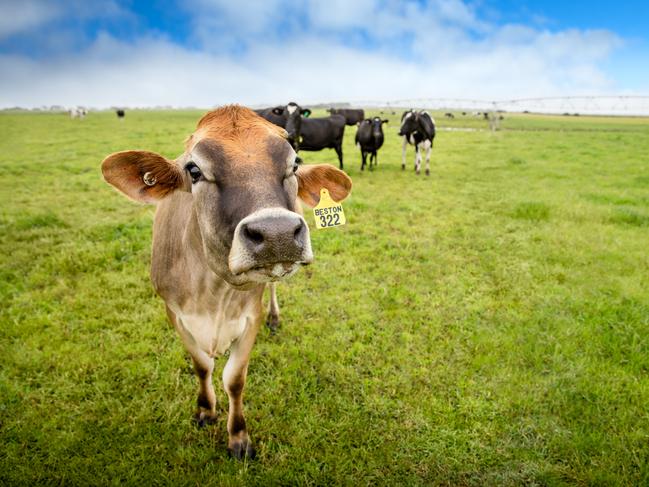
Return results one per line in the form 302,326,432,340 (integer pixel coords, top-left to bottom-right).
234,261,308,283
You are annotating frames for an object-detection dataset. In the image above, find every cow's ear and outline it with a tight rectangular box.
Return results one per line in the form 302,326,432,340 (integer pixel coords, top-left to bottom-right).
301,108,312,118
296,164,352,207
382,119,389,124
272,107,284,115
101,150,185,204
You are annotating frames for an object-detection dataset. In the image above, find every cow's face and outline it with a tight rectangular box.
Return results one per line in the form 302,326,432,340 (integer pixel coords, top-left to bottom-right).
102,106,351,289
371,117,387,137
398,110,417,136
272,102,311,150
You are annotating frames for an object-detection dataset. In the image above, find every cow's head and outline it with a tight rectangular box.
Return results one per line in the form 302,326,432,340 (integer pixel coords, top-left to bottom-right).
101,105,351,289
398,109,417,136
271,102,311,150
371,117,388,136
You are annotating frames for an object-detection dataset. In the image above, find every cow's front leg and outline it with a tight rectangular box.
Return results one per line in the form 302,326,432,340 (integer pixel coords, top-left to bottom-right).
166,306,218,427
193,356,218,426
266,282,280,333
401,136,407,170
223,320,259,460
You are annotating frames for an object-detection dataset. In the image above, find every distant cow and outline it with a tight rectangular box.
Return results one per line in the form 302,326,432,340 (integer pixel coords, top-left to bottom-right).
327,108,365,126
444,112,455,119
101,105,352,459
399,109,436,176
255,102,311,150
355,117,387,171
69,107,87,119
300,114,347,169
116,109,125,119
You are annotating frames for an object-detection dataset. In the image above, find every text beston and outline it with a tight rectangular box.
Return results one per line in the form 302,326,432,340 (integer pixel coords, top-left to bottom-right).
314,205,343,216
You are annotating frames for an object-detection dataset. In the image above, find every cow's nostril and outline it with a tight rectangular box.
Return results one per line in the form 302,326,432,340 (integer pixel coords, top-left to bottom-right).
294,221,305,241
244,226,264,245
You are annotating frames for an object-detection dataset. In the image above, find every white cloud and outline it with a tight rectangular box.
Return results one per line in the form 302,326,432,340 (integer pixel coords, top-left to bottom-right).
0,0,133,41
0,0,629,108
0,0,62,39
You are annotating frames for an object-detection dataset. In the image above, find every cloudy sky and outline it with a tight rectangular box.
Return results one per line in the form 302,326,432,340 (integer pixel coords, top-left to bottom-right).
1,0,647,108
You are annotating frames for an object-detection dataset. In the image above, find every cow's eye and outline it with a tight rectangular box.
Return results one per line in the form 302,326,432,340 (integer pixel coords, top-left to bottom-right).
185,162,202,183
293,156,302,173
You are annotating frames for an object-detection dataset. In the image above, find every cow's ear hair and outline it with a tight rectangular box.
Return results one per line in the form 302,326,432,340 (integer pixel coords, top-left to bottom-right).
272,107,284,115
296,164,352,207
301,108,312,118
382,119,389,124
102,150,185,204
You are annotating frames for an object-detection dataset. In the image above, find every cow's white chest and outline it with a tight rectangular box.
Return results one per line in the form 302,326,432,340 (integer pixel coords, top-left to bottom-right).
173,304,256,358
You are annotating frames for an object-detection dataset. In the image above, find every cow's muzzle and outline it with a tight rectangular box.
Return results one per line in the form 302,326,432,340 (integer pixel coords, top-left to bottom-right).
228,208,313,280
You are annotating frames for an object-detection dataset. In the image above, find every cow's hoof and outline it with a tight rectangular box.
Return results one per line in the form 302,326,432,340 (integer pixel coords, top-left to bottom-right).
265,314,279,334
228,440,256,461
425,169,430,176
401,165,405,170
193,410,218,428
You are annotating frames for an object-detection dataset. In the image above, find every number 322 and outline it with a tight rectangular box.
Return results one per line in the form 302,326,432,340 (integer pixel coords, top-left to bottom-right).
319,213,340,227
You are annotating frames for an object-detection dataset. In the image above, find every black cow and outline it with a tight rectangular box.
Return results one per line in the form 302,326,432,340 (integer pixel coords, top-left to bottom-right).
444,112,454,119
255,102,311,150
399,110,436,176
116,109,125,119
300,114,346,169
327,108,365,126
355,117,387,171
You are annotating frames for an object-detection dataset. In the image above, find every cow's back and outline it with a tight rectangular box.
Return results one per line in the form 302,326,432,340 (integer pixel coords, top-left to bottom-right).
300,115,345,150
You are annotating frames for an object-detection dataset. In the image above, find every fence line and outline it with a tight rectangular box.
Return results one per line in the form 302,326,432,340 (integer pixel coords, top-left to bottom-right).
342,96,649,116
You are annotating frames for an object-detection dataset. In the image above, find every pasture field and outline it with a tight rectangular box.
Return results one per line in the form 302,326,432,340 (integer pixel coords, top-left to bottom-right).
1,109,649,485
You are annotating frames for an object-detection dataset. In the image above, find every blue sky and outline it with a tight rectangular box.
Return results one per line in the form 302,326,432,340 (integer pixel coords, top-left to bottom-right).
0,0,647,107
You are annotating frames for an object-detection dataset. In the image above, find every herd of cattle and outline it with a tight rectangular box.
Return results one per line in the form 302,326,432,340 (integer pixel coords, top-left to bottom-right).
80,103,438,174
254,102,436,175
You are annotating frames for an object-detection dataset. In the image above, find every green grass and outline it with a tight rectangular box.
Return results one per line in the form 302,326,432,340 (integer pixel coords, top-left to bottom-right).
1,109,649,485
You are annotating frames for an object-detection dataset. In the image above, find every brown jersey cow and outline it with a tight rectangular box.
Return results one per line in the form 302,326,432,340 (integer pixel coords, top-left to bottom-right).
101,105,351,459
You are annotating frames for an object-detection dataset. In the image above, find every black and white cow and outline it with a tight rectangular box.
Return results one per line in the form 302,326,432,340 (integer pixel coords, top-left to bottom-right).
69,107,87,119
255,102,311,150
327,108,365,126
355,117,387,171
116,109,125,119
300,114,347,169
399,110,436,176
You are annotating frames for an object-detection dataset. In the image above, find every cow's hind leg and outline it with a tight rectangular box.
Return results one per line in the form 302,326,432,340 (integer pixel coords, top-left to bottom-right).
266,283,280,333
401,137,407,170
335,144,344,170
223,320,259,460
424,140,432,176
360,150,366,171
415,146,421,175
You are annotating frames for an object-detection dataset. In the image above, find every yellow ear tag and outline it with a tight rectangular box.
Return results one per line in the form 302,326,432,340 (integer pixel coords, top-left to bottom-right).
313,188,346,229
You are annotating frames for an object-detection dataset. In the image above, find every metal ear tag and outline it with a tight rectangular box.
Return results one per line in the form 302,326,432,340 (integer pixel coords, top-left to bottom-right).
142,172,157,186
